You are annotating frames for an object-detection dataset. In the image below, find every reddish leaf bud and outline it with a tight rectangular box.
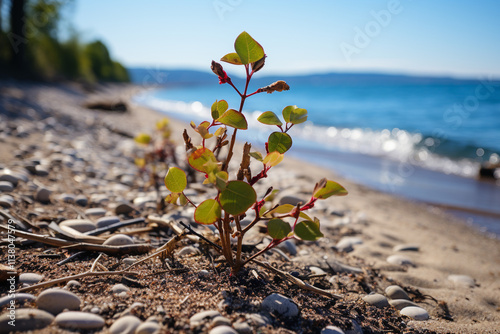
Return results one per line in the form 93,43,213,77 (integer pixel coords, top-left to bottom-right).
251,55,266,73
211,60,230,84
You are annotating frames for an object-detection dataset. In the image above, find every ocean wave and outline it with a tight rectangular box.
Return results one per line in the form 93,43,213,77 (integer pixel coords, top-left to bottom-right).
136,94,492,178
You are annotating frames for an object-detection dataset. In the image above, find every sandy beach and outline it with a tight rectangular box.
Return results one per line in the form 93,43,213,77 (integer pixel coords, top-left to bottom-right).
1,81,500,333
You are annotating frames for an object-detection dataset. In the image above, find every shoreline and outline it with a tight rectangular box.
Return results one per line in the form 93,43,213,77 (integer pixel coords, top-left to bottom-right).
1,80,500,333
136,87,500,238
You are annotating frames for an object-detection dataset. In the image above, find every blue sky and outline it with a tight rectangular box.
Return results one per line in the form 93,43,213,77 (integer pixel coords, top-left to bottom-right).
67,0,500,78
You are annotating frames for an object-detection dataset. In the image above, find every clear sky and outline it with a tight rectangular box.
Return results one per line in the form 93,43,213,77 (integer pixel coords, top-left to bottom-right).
66,0,500,79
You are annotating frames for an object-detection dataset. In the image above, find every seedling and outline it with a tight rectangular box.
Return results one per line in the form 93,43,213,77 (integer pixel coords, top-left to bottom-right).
164,32,347,274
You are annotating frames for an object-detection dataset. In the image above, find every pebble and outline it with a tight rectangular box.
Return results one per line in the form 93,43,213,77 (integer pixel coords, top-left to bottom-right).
190,310,221,328
103,234,135,246
389,299,420,310
400,306,429,321
0,181,14,192
0,293,36,307
111,283,130,294
96,215,120,228
0,195,14,208
324,258,363,274
115,202,136,215
386,255,414,266
85,207,107,218
35,187,51,203
246,313,271,327
54,311,105,330
233,321,252,333
58,193,75,203
448,274,475,288
178,245,201,257
261,293,299,318
123,257,137,266
75,194,88,206
35,165,50,176
321,326,346,334
211,315,232,327
0,170,21,186
393,244,420,252
385,285,410,300
309,266,327,275
109,315,142,334
0,308,54,332
209,325,238,334
135,320,161,334
36,288,81,314
19,273,44,285
59,219,96,233
277,239,297,255
363,293,390,308
199,269,210,278
65,280,81,289
335,236,363,253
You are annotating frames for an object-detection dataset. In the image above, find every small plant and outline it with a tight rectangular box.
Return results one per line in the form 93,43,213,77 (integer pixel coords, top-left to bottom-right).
164,32,347,274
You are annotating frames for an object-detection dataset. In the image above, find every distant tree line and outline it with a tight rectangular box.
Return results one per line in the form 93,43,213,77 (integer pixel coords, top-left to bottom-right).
0,0,129,82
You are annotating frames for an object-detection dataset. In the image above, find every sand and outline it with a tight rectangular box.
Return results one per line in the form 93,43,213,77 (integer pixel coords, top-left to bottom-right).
1,80,500,333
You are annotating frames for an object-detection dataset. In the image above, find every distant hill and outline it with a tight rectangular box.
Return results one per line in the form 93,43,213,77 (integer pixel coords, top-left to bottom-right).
128,67,485,87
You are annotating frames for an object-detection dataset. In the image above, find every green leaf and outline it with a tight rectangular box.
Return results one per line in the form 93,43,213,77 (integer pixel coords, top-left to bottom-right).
294,220,323,241
257,111,283,126
234,31,265,65
188,147,217,173
215,171,228,191
265,204,312,220
217,109,248,130
268,132,292,153
267,218,292,240
194,199,221,225
249,151,263,161
219,181,256,215
134,133,151,145
313,179,348,199
164,167,187,193
262,151,283,167
165,193,179,205
220,52,243,65
211,100,229,120
289,108,308,124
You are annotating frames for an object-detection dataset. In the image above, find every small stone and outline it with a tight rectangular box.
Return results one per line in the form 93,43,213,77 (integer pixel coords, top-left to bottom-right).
59,219,96,233
75,195,88,206
209,325,238,334
309,266,327,275
261,293,299,318
400,306,429,321
0,194,14,208
386,255,414,266
0,293,36,307
363,293,390,308
448,274,475,288
65,280,81,289
211,315,232,327
96,215,120,228
19,273,43,285
190,310,221,328
199,269,210,279
35,187,51,203
321,326,346,334
0,181,14,192
0,170,21,186
123,257,137,266
0,308,54,332
335,236,363,253
246,313,271,327
393,244,420,252
103,234,134,246
111,283,130,294
385,285,410,300
233,321,252,334
115,203,136,215
36,288,81,315
345,320,363,334
58,193,75,203
178,246,201,257
324,258,363,274
277,239,297,255
109,315,142,334
136,320,161,334
389,299,420,310
85,207,107,218
35,165,50,176
54,311,105,330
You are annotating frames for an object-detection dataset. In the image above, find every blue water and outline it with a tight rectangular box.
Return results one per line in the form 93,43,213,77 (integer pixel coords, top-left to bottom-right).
134,72,500,235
